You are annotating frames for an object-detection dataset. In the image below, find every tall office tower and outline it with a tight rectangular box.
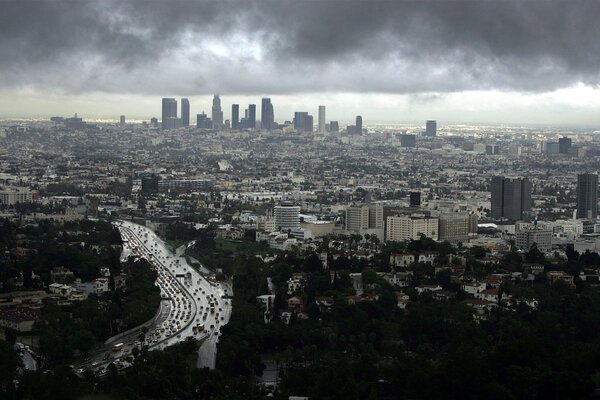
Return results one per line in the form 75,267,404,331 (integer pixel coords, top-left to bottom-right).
261,98,274,130
161,98,177,129
119,115,125,126
181,98,190,127
211,94,223,128
346,205,369,231
576,173,598,219
318,105,326,132
248,104,256,129
490,176,532,220
330,121,339,132
400,134,416,148
559,137,572,154
409,192,421,207
294,112,308,131
231,104,240,129
274,201,300,231
386,215,439,241
304,114,313,132
425,120,437,137
355,115,363,134
150,117,158,127
196,113,213,129
345,204,383,231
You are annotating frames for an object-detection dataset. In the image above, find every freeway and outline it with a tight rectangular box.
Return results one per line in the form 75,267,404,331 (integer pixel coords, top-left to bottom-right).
74,220,232,375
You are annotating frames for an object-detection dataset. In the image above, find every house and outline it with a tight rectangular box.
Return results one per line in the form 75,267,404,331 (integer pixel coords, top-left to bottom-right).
68,291,87,302
523,263,545,276
50,266,75,283
256,294,275,311
287,274,306,295
280,311,292,325
546,271,576,289
114,274,127,290
503,296,539,309
395,291,410,309
378,271,410,287
476,288,500,303
390,253,415,267
462,281,487,296
94,277,110,294
464,298,498,312
346,295,364,305
415,284,443,294
287,296,304,311
432,290,456,302
48,283,75,296
418,253,437,265
315,296,334,312
483,275,504,289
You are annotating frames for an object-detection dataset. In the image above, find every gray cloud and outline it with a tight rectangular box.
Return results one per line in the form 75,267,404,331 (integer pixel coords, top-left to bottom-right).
0,0,599,96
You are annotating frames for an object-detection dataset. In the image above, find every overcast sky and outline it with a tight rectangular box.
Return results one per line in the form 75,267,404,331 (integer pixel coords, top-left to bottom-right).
1,0,600,126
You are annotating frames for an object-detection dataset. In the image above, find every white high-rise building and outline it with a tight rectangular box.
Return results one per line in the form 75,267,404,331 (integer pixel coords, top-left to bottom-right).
318,105,326,132
212,94,223,128
386,215,439,242
274,202,300,231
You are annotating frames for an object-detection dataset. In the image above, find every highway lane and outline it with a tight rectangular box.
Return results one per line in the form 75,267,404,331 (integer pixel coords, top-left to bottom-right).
74,220,232,375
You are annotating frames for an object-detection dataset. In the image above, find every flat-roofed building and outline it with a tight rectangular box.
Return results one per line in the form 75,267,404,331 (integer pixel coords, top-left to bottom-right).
386,214,439,242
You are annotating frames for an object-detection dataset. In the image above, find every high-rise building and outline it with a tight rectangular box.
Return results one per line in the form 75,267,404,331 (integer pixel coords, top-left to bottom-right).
212,95,223,128
400,134,416,148
386,215,439,242
294,112,308,131
196,113,212,129
576,173,598,219
425,120,437,137
355,115,363,134
346,204,383,231
559,137,572,154
330,121,339,132
490,176,532,220
181,98,190,127
274,202,300,231
164,117,182,130
141,175,159,194
438,213,478,244
161,98,177,129
318,105,326,133
248,104,256,129
119,115,125,126
409,192,421,207
150,117,158,127
516,228,552,252
304,114,313,132
231,104,240,129
261,98,274,130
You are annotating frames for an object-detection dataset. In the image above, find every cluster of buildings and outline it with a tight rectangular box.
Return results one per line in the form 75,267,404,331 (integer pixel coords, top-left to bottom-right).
158,95,373,134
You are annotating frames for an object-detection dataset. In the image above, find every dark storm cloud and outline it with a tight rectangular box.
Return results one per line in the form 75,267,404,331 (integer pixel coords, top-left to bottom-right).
0,0,599,95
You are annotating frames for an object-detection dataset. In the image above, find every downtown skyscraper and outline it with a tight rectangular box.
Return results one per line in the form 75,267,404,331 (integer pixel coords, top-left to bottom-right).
212,94,223,129
318,105,326,132
490,176,532,221
161,98,177,130
261,98,274,130
425,120,437,137
577,173,598,219
231,104,240,129
181,98,190,127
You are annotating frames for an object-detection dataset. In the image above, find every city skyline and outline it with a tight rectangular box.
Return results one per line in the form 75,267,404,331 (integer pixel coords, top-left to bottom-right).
1,0,600,126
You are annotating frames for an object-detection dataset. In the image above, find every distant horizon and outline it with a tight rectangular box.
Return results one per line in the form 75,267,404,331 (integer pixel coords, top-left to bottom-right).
2,114,599,131
2,1,600,128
